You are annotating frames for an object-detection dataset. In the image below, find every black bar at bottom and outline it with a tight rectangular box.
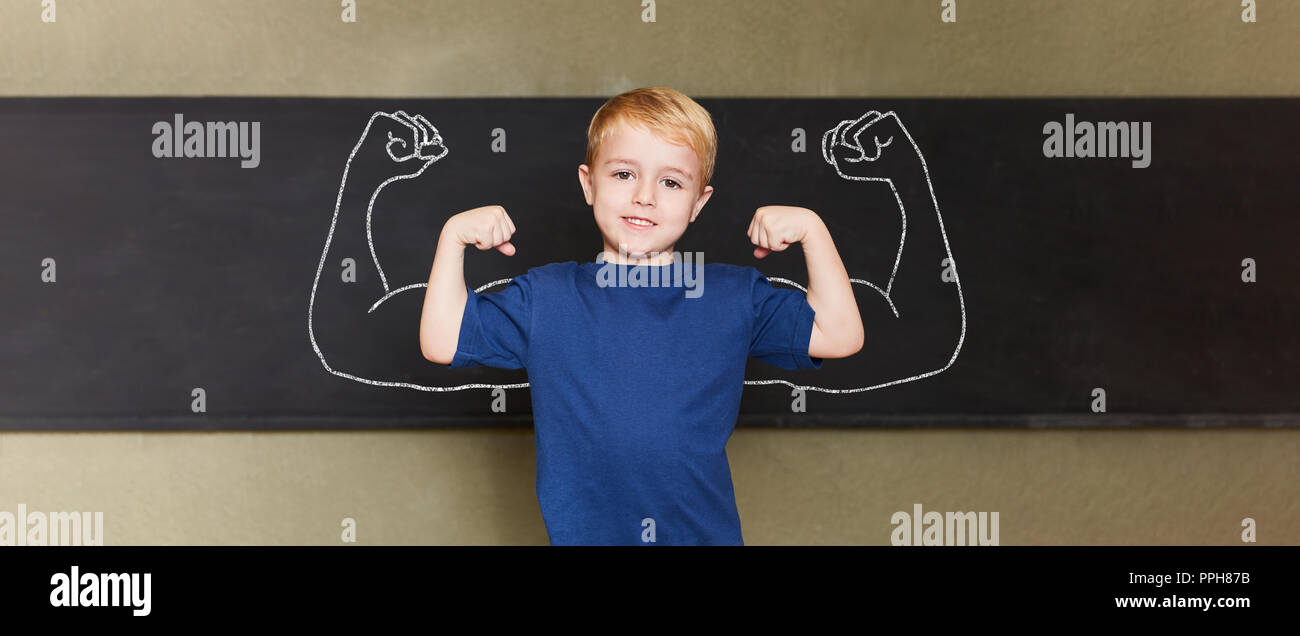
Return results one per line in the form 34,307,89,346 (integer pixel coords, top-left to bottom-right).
0,546,1289,623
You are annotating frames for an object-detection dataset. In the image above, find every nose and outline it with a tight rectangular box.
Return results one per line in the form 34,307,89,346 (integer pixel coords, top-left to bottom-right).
634,179,656,208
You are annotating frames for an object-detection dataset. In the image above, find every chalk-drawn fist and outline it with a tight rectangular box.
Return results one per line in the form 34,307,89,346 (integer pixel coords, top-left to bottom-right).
355,110,449,182
822,110,919,181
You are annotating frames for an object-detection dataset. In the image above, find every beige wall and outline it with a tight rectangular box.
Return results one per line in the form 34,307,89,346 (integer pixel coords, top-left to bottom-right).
2,429,1296,545
1,0,1296,545
3,0,1297,97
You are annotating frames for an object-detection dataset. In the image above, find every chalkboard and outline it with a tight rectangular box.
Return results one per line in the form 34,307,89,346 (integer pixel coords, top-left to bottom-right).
1,97,1296,429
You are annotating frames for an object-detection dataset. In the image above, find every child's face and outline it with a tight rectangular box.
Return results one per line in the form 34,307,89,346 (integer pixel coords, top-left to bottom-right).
578,120,713,265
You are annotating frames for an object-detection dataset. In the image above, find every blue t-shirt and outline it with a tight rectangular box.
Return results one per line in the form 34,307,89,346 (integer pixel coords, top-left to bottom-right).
449,260,822,545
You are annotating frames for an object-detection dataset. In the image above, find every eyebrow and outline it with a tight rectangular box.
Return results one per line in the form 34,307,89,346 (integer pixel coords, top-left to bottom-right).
603,157,694,182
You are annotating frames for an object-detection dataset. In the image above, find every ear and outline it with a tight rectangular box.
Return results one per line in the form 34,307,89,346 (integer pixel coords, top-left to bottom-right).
578,164,594,206
689,184,714,223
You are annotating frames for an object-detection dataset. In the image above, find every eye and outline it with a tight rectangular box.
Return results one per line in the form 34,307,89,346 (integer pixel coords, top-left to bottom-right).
663,179,681,190
613,170,633,180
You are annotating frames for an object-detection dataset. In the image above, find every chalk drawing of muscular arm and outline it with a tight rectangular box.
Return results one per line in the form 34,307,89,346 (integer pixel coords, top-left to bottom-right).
747,110,967,394
307,110,525,392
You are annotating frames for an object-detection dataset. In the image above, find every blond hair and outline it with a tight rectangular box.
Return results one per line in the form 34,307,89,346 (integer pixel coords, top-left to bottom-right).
584,86,717,195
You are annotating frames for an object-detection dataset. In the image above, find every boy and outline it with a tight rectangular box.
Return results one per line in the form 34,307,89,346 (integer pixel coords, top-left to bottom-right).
419,87,863,545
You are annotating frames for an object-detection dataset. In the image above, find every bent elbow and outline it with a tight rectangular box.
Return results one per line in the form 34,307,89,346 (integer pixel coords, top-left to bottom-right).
848,330,864,356
421,337,451,365
836,334,863,358
836,322,864,358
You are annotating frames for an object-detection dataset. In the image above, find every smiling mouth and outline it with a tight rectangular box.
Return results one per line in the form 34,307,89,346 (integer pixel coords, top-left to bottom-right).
622,216,657,229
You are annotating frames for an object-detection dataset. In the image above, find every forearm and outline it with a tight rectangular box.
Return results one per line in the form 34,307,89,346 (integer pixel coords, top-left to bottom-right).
803,218,864,354
419,227,469,363
884,159,960,317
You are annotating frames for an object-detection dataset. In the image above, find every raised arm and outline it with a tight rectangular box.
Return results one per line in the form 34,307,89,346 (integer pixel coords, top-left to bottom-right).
748,206,864,359
420,205,517,363
801,217,864,358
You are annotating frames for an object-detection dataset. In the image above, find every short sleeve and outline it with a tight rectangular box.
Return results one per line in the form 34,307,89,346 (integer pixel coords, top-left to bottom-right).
748,269,823,370
449,272,533,370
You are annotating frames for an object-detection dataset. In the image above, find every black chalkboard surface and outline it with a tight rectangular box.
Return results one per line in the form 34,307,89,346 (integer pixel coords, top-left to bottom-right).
1,97,1296,429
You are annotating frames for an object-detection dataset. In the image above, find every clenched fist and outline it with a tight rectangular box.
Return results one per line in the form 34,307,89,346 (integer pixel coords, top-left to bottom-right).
747,205,821,259
446,205,518,256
